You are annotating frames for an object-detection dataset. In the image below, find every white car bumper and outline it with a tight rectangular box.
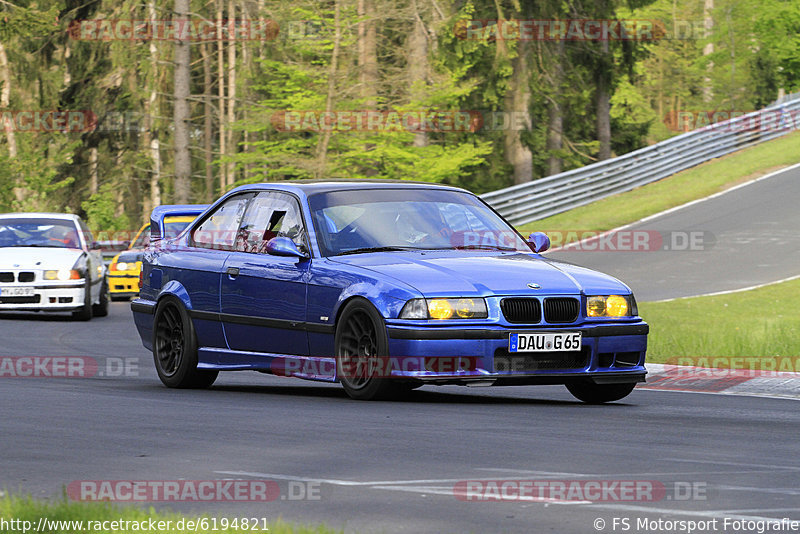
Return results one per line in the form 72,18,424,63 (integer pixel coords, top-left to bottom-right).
0,280,87,311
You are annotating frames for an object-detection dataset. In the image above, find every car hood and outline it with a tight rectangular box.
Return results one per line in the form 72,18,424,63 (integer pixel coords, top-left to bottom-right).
332,251,631,297
0,247,84,270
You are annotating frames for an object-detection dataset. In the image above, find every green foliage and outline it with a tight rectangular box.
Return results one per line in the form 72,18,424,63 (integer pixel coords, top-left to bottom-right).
640,277,800,361
0,135,78,213
610,78,656,154
82,183,130,232
0,0,796,220
0,2,60,41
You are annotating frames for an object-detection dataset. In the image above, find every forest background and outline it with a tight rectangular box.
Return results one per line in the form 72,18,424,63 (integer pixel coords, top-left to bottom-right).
0,0,798,232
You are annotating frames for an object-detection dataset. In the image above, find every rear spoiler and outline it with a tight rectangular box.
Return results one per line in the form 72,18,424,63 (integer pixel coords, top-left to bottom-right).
149,204,209,242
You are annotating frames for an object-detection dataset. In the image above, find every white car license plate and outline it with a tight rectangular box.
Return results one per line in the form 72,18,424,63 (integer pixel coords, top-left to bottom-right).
509,332,581,353
0,286,35,297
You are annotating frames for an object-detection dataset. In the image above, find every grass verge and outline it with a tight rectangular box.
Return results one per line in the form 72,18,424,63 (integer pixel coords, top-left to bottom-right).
639,278,800,367
517,130,800,235
0,495,338,534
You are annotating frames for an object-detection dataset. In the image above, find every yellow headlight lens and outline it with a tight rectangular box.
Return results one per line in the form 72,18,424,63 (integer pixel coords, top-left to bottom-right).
400,298,488,320
587,296,606,317
455,298,477,318
428,299,454,320
605,295,629,317
587,295,629,317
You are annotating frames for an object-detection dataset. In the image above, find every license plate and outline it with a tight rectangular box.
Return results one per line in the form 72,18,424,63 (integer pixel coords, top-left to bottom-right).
509,332,581,353
0,286,35,297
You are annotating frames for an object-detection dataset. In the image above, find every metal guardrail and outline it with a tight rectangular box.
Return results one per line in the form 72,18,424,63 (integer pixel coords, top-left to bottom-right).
482,92,800,226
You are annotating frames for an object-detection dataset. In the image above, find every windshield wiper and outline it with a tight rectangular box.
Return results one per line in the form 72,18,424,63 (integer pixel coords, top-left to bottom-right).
435,244,519,251
337,246,420,256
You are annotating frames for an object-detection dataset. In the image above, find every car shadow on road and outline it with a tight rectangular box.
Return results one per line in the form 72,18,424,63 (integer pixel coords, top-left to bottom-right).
0,312,79,322
205,383,619,406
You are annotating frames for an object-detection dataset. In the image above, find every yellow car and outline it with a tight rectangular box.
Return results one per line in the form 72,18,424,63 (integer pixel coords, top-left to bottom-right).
108,216,198,300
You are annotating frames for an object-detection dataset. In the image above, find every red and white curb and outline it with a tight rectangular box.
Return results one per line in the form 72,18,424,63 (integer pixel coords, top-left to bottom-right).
642,363,800,400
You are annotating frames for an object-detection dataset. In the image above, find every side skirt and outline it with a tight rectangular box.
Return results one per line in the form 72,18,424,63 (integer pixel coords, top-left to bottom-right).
197,347,337,382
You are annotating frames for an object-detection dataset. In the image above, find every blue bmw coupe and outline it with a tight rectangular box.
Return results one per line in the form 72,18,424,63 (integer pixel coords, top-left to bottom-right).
131,181,648,402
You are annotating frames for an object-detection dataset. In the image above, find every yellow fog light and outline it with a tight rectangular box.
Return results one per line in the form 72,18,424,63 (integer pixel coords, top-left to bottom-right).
428,299,454,320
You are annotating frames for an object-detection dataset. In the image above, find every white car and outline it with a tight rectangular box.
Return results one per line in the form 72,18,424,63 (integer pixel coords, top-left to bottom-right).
0,213,109,320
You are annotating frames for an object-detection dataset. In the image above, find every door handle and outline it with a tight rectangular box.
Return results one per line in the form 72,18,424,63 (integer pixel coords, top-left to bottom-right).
226,267,239,277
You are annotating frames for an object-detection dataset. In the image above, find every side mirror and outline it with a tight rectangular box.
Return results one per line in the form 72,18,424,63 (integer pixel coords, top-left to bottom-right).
90,241,102,251
265,236,308,259
527,232,550,253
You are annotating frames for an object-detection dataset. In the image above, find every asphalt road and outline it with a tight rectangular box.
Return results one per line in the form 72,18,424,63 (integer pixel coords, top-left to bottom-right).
544,164,800,301
2,303,799,534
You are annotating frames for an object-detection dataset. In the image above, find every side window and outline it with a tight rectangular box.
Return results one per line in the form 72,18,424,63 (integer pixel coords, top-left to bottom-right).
78,219,94,249
191,194,251,250
235,192,307,254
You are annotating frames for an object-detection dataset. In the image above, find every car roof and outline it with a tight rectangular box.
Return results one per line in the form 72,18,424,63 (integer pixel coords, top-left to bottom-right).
227,180,468,197
0,212,80,222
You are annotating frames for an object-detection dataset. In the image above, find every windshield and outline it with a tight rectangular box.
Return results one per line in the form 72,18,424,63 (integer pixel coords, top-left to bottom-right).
309,188,530,257
0,218,82,249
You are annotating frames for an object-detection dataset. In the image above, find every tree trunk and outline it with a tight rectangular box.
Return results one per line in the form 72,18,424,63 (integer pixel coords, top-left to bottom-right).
703,0,714,103
217,0,227,191
316,0,341,178
0,41,22,202
89,147,98,195
201,42,214,202
545,39,565,175
358,0,378,174
226,0,237,188
143,1,161,218
114,151,125,217
503,39,534,184
596,37,612,161
0,42,16,160
63,41,71,87
173,0,192,204
408,0,429,148
358,0,378,108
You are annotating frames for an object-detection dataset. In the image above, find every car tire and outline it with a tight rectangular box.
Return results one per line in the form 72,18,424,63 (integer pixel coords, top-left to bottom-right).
335,299,400,400
565,380,637,404
71,284,93,321
92,278,110,317
152,296,218,389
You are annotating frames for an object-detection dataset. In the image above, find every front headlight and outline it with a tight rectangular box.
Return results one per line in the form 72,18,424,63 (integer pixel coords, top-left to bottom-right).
116,262,129,271
44,269,82,281
399,298,488,320
586,295,636,318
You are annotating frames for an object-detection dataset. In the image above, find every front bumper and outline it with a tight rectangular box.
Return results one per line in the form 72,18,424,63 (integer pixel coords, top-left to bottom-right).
0,281,87,311
383,321,648,385
108,272,139,297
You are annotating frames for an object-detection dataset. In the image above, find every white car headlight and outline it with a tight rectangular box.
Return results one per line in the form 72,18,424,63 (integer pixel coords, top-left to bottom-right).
44,269,81,281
